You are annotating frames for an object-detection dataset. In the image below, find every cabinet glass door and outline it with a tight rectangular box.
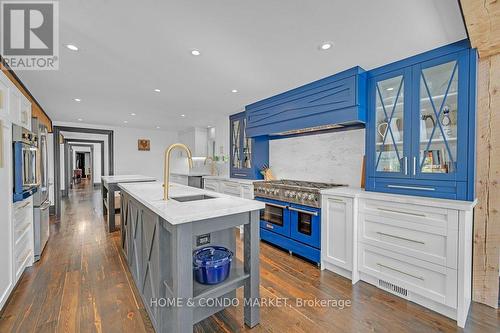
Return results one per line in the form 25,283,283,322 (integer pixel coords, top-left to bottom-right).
242,118,252,169
231,118,241,169
414,53,466,180
373,72,408,176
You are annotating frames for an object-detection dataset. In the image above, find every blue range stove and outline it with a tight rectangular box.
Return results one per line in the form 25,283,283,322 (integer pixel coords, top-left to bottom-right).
253,180,346,265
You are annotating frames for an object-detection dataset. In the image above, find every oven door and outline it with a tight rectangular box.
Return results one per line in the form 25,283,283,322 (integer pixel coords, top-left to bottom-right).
289,203,321,248
255,197,290,237
21,143,39,188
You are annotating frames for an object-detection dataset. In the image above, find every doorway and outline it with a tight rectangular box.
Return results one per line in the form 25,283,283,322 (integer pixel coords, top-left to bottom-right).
53,126,114,218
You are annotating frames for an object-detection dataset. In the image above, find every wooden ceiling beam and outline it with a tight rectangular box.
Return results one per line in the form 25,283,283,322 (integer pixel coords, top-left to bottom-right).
460,0,500,58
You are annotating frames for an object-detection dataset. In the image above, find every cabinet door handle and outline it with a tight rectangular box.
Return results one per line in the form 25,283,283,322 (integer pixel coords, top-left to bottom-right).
289,207,319,216
387,184,435,191
377,207,426,217
376,231,425,244
403,157,408,175
377,263,424,281
328,198,345,203
265,223,274,229
234,173,247,177
413,156,417,176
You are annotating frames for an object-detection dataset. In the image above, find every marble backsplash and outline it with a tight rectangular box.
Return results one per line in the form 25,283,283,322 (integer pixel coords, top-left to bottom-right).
269,129,365,187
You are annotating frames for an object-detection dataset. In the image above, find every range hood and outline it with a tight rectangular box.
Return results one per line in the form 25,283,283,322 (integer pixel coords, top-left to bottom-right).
245,67,367,138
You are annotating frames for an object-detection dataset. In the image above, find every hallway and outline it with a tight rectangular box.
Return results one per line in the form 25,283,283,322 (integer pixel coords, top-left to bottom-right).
0,187,498,332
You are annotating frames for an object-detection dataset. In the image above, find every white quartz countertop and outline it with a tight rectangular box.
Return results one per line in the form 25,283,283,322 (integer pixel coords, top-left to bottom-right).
101,175,156,185
202,175,261,185
118,181,265,225
320,187,477,211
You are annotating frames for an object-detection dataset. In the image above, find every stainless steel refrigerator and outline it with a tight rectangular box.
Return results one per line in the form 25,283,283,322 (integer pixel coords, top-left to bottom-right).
32,118,50,261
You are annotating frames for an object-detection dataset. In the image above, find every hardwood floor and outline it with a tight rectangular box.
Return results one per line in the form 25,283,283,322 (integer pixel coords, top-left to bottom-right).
0,184,498,333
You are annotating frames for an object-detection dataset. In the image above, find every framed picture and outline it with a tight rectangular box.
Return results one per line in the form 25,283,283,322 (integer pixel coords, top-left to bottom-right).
138,139,150,151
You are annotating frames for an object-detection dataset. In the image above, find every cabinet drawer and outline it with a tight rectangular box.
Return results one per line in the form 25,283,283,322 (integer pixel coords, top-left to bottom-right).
366,177,467,200
221,182,241,197
360,198,456,231
359,213,457,268
359,243,457,308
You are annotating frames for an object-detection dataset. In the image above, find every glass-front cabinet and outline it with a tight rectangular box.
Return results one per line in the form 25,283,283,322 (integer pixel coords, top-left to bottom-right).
366,41,476,201
230,111,268,179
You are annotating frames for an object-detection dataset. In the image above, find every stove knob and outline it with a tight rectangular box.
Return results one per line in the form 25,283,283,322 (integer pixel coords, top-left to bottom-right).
301,193,308,200
308,194,315,201
284,191,289,197
290,191,296,198
274,189,280,195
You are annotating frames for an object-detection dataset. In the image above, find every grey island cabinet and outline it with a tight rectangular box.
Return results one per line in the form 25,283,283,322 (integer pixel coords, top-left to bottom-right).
101,175,156,232
118,181,264,333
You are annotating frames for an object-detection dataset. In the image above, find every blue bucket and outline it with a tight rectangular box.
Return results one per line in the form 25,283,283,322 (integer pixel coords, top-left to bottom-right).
193,246,233,285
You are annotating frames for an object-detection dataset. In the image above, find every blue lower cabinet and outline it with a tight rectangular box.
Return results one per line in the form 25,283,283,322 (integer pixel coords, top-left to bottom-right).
229,112,269,179
366,40,476,201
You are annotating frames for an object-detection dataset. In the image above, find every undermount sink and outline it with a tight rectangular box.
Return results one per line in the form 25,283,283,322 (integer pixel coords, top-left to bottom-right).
171,195,216,202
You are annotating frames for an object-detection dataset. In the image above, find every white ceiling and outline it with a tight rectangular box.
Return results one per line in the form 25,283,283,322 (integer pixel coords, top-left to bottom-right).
18,0,466,131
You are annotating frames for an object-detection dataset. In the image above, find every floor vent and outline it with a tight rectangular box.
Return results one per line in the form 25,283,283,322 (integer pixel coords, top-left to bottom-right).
378,279,408,298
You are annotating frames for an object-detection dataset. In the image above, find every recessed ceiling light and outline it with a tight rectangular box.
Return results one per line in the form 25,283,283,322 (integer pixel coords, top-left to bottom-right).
156,126,161,129
231,89,238,93
131,113,136,116
66,44,79,51
154,89,161,92
191,49,201,56
180,114,186,118
74,98,81,102
319,42,333,51
123,120,128,123
77,118,83,122
386,87,394,91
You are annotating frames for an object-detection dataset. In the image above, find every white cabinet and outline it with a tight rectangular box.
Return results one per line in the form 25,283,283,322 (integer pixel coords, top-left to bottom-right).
321,195,357,281
220,181,242,197
12,197,34,283
178,127,208,157
170,174,188,186
0,121,13,310
0,74,10,121
240,184,254,200
203,179,219,192
8,87,31,130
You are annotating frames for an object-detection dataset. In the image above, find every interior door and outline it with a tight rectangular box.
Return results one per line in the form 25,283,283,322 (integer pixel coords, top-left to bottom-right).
412,51,468,181
369,68,412,179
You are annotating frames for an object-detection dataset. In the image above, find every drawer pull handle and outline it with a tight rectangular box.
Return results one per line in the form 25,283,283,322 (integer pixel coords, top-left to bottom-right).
233,173,247,177
266,224,274,229
387,184,435,191
377,208,426,217
377,263,424,281
289,207,319,216
376,232,425,245
328,198,345,203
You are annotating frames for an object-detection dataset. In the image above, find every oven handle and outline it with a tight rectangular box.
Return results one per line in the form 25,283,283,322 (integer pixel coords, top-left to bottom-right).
265,202,288,210
288,207,318,216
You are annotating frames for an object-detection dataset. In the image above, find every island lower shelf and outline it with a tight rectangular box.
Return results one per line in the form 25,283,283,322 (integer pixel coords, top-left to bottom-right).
119,187,261,333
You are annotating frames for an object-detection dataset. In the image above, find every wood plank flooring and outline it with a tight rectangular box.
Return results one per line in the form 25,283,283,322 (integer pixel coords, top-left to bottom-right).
0,180,498,332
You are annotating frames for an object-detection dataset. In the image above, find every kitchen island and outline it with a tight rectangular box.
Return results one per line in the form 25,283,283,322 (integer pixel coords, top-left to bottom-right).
118,181,264,333
101,175,156,232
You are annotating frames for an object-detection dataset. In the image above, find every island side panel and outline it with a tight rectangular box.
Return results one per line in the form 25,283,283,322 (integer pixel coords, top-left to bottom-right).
101,181,108,215
243,210,260,328
106,183,117,232
170,222,194,333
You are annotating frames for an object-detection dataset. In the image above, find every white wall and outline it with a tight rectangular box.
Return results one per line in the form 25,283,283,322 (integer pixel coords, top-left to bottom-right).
269,129,365,187
52,121,178,181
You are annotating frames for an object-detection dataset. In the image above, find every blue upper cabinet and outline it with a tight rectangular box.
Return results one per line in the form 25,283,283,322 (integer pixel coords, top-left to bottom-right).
230,111,269,179
366,40,477,201
245,67,367,137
